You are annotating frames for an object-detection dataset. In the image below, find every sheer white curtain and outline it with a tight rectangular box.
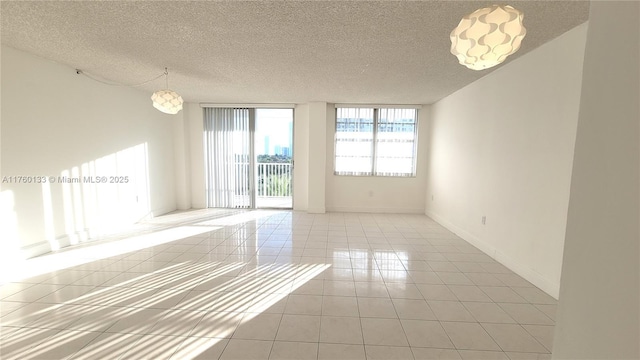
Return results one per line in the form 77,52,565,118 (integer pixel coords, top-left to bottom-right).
204,108,253,208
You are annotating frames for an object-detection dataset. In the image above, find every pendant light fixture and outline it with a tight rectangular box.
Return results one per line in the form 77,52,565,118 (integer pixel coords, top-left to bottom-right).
450,4,527,70
151,68,183,114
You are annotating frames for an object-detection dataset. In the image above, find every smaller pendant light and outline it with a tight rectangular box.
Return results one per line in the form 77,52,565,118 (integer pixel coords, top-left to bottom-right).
151,68,183,114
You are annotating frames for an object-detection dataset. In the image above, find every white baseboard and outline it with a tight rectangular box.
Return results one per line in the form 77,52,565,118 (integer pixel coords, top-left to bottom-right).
307,207,326,214
20,240,51,259
17,207,175,261
151,205,178,218
425,210,560,299
327,206,424,214
293,205,307,211
57,234,71,249
20,230,94,259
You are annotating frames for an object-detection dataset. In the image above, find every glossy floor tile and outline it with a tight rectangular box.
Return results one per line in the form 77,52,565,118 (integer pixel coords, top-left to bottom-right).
0,209,557,359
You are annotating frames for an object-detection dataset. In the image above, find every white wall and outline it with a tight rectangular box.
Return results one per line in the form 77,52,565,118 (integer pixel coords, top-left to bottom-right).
0,46,177,259
173,109,191,210
307,102,329,213
293,104,309,211
552,2,639,358
186,104,310,211
325,107,429,213
291,102,430,214
185,101,428,214
425,23,588,297
185,102,206,209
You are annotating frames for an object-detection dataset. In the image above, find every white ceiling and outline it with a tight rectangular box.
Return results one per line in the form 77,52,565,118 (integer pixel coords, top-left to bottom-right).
1,1,589,105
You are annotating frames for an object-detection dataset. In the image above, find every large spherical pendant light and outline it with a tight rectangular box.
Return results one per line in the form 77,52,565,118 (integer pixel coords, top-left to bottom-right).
450,5,527,70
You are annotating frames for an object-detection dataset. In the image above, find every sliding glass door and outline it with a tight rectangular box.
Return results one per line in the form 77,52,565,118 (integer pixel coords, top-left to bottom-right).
255,109,293,209
204,107,293,209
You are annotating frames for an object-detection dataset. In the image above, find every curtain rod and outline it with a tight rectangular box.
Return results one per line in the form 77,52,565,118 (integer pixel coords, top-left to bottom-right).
335,104,423,109
200,103,296,109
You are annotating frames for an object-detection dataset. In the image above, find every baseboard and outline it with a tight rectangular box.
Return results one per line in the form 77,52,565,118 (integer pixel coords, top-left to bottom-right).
292,204,307,211
307,207,326,214
327,206,424,214
20,240,51,259
20,230,93,259
18,207,175,261
151,205,178,218
57,234,71,249
425,209,560,299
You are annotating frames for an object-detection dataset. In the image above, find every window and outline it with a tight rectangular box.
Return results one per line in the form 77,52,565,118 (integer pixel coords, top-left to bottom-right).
334,107,418,176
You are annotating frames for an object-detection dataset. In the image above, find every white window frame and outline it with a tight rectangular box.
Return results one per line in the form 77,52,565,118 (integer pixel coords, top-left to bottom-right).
334,106,419,177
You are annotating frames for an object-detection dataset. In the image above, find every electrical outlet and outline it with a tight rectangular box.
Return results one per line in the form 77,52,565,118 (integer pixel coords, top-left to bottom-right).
482,216,486,225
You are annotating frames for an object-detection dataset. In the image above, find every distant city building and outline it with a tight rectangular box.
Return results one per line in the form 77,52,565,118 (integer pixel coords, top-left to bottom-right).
260,123,293,156
264,136,270,155
288,123,293,153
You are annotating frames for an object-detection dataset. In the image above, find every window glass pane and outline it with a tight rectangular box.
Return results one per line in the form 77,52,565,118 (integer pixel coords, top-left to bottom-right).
335,108,374,175
375,108,417,176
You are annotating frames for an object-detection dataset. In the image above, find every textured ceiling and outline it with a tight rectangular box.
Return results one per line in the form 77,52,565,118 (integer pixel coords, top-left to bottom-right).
1,1,589,105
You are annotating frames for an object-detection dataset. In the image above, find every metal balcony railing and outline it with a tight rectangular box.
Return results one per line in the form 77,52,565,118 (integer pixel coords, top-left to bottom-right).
257,162,292,197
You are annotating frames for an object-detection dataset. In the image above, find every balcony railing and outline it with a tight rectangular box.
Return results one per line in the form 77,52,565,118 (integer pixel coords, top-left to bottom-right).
257,162,292,197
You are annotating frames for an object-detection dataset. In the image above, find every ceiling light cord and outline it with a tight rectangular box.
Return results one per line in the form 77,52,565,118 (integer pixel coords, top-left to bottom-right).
75,68,167,88
76,66,183,114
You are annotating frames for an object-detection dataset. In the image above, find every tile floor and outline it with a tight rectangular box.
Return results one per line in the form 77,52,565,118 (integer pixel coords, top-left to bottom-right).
0,210,557,360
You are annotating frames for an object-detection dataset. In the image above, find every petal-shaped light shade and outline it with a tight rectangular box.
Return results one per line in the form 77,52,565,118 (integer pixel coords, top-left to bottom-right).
151,89,183,114
450,5,527,70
